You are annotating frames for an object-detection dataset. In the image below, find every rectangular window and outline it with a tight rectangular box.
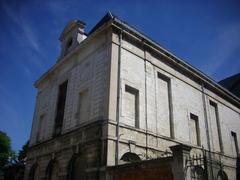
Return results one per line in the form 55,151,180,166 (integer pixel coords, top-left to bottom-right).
36,114,44,143
124,85,139,128
231,131,239,156
76,89,89,124
54,81,68,136
209,101,223,152
157,73,173,137
190,113,200,146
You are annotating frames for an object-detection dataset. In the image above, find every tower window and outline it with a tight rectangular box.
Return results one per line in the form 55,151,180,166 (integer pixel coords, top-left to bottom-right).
189,113,201,146
66,37,73,49
157,72,173,138
124,85,139,128
209,100,223,152
53,81,68,136
76,89,89,124
231,131,239,156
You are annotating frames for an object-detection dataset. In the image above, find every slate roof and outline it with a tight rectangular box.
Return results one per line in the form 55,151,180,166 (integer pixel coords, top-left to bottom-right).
88,11,240,104
219,73,240,98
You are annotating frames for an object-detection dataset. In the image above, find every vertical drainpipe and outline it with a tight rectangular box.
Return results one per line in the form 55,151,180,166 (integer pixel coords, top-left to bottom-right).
115,29,122,166
143,43,148,159
201,83,214,179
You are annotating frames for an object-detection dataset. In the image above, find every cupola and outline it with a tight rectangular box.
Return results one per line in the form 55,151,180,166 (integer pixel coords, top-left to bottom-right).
59,20,87,58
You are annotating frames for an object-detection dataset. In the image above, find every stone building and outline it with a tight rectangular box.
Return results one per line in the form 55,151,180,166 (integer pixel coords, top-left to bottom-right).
25,12,240,180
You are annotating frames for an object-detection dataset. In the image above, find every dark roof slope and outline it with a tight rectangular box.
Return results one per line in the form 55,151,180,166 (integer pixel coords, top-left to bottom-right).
89,12,113,34
88,11,239,105
219,73,240,98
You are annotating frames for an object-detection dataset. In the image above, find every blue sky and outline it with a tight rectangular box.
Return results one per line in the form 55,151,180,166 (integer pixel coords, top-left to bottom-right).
0,0,240,151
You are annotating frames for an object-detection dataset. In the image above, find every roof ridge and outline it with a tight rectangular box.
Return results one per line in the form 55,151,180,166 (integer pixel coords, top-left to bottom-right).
88,12,115,35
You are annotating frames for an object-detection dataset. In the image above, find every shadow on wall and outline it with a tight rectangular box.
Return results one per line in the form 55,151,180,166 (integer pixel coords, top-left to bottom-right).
237,155,240,180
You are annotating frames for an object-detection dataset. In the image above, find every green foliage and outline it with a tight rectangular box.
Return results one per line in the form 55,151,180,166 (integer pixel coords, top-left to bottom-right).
0,131,11,169
18,141,29,162
0,131,28,179
0,131,12,179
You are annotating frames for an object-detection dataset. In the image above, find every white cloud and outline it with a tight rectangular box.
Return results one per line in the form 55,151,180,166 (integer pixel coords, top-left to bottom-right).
205,23,240,76
2,1,45,63
1,1,47,76
20,63,34,80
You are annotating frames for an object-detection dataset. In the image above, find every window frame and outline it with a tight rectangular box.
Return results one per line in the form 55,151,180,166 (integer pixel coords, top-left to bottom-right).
157,72,174,138
190,113,201,146
125,85,140,128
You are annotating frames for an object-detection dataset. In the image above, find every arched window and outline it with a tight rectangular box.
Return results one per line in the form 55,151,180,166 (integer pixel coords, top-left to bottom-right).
217,170,228,180
191,166,205,180
120,152,141,163
46,159,59,180
28,163,39,180
66,37,73,49
67,153,86,180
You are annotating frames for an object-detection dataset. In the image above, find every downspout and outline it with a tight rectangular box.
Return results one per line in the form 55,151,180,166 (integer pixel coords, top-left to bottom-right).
201,83,214,179
143,45,148,159
115,29,122,166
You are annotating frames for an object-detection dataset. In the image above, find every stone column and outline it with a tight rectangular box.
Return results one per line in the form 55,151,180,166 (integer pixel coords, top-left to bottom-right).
170,144,192,180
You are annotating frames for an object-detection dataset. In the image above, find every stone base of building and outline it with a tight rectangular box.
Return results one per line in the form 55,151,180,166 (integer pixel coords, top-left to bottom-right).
24,120,238,180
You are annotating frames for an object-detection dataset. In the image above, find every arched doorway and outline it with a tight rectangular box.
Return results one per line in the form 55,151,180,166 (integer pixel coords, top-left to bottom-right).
46,159,59,180
217,170,228,180
191,166,205,180
120,152,141,163
67,153,86,180
28,163,39,180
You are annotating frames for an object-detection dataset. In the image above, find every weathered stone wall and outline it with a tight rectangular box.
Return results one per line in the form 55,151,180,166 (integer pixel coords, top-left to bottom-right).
29,29,112,146
107,31,240,179
25,121,108,180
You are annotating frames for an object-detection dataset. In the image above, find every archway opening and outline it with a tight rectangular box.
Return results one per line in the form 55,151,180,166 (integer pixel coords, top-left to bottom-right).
120,152,141,163
191,166,205,180
29,163,39,180
68,154,86,180
217,170,228,180
46,159,59,180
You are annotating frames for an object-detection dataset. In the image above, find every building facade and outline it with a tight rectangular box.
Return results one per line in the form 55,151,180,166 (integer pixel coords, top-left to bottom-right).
25,13,240,180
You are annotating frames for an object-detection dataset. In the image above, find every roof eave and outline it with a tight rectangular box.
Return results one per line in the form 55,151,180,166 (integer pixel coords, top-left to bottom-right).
110,17,240,105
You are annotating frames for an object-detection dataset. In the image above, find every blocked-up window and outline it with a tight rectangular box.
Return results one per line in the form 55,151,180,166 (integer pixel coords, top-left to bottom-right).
54,81,68,136
157,73,172,137
77,89,89,123
190,113,200,146
209,101,222,152
124,85,139,128
36,114,44,143
231,131,239,156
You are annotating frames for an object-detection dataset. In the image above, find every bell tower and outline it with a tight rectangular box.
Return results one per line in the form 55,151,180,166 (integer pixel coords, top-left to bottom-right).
59,20,87,59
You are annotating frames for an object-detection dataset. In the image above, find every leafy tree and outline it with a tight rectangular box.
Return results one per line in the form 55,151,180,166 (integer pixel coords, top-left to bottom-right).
0,131,11,166
0,131,12,179
18,141,29,162
0,131,28,180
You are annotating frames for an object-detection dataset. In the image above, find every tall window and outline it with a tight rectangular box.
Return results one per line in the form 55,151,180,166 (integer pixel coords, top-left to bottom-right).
231,131,239,156
189,113,200,146
76,89,89,124
54,81,68,136
209,101,223,152
157,73,173,137
124,85,139,128
36,114,44,142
